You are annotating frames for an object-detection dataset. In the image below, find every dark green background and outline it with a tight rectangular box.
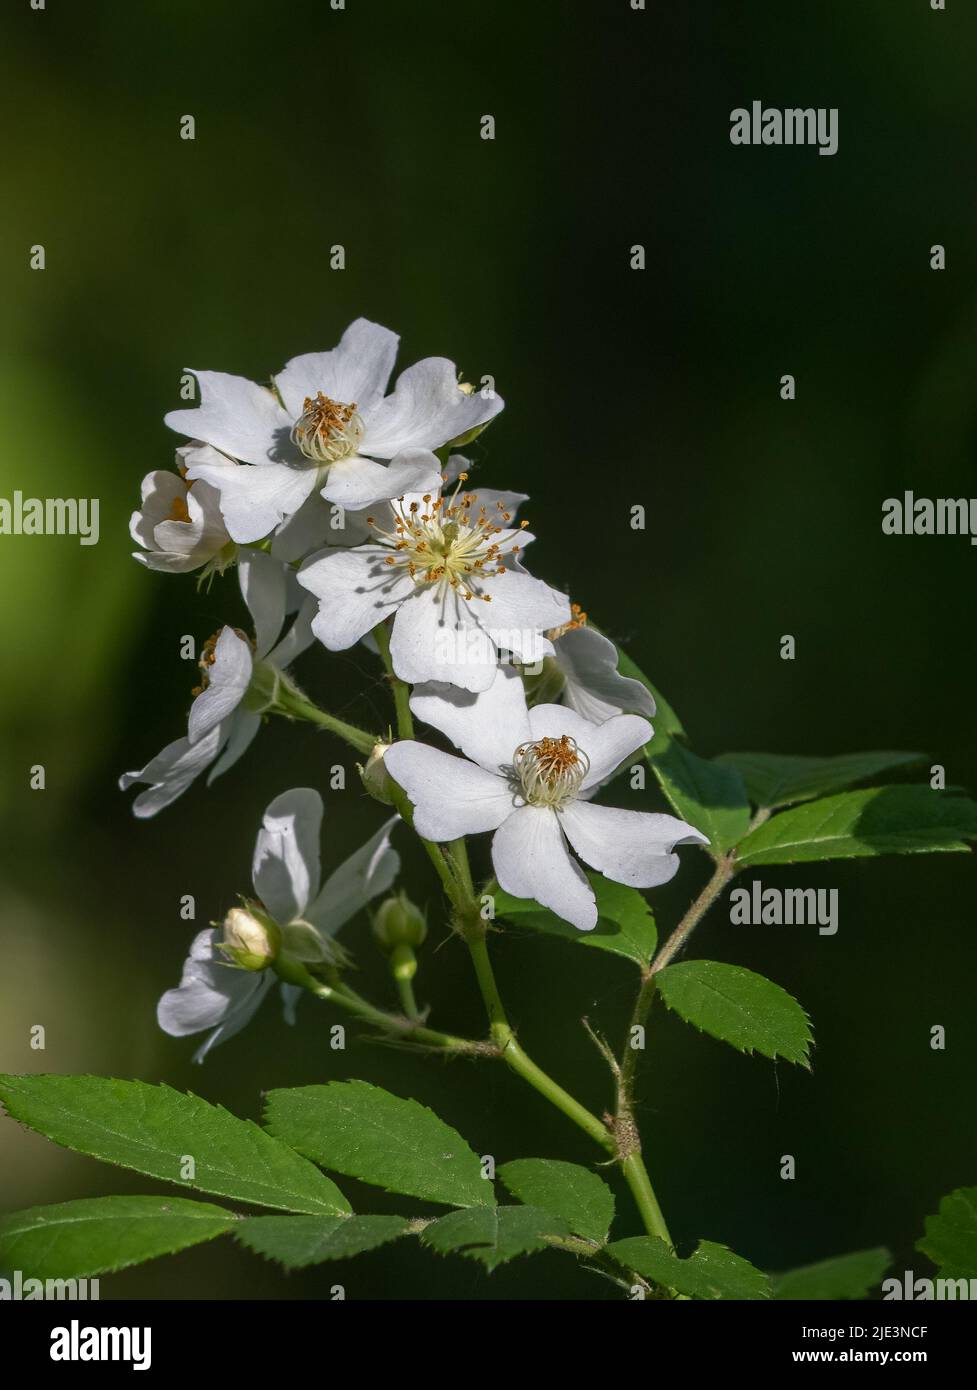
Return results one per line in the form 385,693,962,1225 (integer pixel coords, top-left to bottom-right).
1,0,974,1299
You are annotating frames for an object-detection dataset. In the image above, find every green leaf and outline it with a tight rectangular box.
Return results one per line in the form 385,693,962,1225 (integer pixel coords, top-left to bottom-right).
264,1080,492,1208
607,1236,770,1299
917,1186,977,1277
648,734,751,854
735,786,977,868
0,1074,348,1216
655,961,812,1066
611,643,685,738
498,1159,614,1244
0,1195,236,1279
494,873,656,967
772,1247,892,1300
236,1214,410,1268
717,750,927,810
420,1205,571,1271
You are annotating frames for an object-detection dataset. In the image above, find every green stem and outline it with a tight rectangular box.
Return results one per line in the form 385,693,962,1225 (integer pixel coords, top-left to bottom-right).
466,931,615,1154
310,978,489,1056
621,1154,673,1246
372,620,415,738
275,685,377,756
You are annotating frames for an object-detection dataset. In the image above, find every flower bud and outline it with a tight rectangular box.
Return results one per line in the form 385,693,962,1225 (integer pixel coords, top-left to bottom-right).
358,741,396,805
372,891,427,951
220,905,280,971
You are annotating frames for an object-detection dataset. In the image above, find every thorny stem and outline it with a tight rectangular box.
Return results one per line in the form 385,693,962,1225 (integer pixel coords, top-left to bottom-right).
309,977,491,1056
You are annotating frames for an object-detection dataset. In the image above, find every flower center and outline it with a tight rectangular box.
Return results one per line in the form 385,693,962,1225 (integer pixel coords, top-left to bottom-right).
368,474,529,603
167,493,191,524
291,392,364,464
513,734,590,808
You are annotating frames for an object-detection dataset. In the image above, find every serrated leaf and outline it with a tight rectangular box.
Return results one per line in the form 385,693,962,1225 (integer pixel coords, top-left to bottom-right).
420,1204,571,1271
264,1081,492,1208
735,786,977,868
655,961,812,1066
607,1236,770,1299
494,873,656,967
0,1074,348,1216
917,1186,977,1277
717,750,927,810
498,1159,614,1244
648,734,751,854
236,1214,410,1268
610,643,685,738
772,1247,891,1300
0,1196,236,1279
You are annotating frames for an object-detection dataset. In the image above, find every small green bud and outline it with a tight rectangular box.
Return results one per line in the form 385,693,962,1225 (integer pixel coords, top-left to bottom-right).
220,905,280,971
358,740,396,805
372,891,427,951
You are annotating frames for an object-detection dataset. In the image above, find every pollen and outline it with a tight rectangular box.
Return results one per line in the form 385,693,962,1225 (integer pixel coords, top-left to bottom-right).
167,494,192,524
546,601,588,641
291,392,365,465
366,477,528,603
513,734,590,808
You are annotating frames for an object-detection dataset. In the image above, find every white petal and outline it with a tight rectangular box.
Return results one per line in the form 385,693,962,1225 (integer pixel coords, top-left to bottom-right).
409,665,531,773
164,370,297,465
389,587,498,692
208,709,261,783
275,318,399,419
120,725,225,818
185,456,319,544
555,627,656,722
307,816,401,937
192,973,274,1062
298,546,411,649
527,704,651,790
384,742,513,841
130,471,185,546
362,358,504,457
270,492,370,563
252,787,324,923
187,627,253,743
559,802,708,888
238,549,288,658
491,805,597,931
158,930,259,1035
474,567,570,663
267,594,318,667
318,449,442,511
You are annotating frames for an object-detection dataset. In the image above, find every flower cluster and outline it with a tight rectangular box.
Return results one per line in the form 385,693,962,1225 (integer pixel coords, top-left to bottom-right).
125,318,703,1055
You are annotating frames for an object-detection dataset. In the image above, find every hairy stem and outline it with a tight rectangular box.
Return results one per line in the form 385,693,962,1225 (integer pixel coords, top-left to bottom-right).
372,620,415,738
275,684,377,756
310,978,490,1056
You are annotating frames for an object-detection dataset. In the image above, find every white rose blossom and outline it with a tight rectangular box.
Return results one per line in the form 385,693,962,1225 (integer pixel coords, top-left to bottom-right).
384,667,707,931
130,443,236,574
297,473,571,692
120,551,315,817
158,789,400,1061
164,317,503,542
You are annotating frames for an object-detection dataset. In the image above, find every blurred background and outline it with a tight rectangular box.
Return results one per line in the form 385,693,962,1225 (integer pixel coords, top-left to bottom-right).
1,0,975,1300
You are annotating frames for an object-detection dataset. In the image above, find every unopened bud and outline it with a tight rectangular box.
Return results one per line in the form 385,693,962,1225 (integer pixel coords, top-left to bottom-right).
359,741,396,805
372,891,427,951
221,905,280,971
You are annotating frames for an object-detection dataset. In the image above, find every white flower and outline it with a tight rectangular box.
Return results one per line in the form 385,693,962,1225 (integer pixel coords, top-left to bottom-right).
297,473,570,692
549,619,656,722
164,318,502,541
130,443,236,574
158,789,400,1061
119,551,315,817
384,667,706,930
